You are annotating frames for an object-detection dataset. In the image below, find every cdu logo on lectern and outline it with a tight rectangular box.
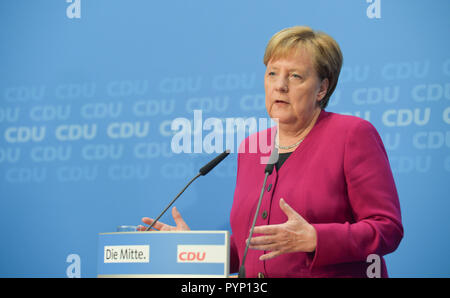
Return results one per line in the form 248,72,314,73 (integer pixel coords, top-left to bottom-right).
177,245,227,263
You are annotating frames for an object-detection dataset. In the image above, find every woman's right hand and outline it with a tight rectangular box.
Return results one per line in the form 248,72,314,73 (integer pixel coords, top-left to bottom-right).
138,206,190,231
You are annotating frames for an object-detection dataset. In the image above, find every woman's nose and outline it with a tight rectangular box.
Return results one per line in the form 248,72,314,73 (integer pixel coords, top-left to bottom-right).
275,76,289,93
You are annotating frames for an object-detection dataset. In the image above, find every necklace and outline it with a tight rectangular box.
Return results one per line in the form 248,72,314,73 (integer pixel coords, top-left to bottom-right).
274,132,304,150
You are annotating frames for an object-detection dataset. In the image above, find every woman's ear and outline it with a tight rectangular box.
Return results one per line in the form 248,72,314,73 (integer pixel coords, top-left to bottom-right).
316,78,329,102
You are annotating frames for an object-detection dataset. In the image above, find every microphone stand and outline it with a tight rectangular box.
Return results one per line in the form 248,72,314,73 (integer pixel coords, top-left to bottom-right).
145,173,201,231
238,169,271,278
145,150,230,231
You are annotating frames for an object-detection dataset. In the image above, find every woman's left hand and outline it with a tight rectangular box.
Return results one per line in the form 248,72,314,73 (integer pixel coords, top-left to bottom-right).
248,198,317,261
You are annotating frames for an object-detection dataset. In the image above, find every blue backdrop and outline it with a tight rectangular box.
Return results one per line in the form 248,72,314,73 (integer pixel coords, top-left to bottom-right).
0,0,449,277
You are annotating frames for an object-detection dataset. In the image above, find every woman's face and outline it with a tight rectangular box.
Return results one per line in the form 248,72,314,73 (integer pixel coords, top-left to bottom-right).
264,48,328,128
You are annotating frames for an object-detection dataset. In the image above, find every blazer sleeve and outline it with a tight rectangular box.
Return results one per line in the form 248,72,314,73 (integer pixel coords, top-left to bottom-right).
309,120,404,268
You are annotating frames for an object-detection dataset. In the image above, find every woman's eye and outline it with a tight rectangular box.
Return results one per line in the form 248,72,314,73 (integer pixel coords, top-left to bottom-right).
268,71,276,76
292,73,302,79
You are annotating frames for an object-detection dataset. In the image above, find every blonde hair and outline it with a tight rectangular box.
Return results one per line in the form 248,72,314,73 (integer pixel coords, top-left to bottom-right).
263,26,343,109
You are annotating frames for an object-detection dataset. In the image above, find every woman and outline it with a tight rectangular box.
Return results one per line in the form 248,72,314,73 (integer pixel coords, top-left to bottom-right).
141,26,403,278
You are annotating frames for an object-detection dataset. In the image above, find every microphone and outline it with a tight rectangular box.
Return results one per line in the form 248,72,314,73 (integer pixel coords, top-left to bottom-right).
145,150,230,231
199,149,231,176
238,147,278,278
264,146,278,175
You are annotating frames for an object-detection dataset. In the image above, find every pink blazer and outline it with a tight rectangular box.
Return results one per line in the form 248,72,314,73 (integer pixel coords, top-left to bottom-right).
229,110,403,277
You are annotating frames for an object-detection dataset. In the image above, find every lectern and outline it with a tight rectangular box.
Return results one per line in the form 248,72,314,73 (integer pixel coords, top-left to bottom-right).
97,231,229,277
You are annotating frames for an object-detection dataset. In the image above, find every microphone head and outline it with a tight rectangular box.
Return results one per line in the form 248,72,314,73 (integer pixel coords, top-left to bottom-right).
199,149,230,176
264,147,278,174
